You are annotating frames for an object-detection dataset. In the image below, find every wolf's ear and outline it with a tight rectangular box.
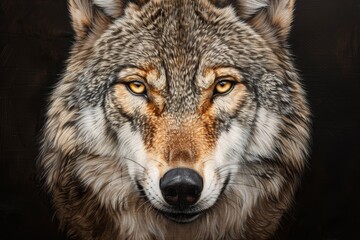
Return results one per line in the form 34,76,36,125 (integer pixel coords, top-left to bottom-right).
213,0,295,44
69,0,145,41
238,0,295,43
69,0,122,41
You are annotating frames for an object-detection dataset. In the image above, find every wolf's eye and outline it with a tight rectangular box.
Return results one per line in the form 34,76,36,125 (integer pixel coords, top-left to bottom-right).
214,80,234,95
128,81,146,95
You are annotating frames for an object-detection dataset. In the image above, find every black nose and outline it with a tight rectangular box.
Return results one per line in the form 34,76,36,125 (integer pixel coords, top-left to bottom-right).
160,168,203,207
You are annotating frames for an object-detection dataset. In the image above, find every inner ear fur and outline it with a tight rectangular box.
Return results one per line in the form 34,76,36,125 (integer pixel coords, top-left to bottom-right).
69,0,114,41
213,0,295,44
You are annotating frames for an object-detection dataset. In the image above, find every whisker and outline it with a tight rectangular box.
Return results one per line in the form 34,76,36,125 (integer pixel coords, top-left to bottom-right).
225,182,265,191
120,156,146,170
136,196,153,213
148,157,166,167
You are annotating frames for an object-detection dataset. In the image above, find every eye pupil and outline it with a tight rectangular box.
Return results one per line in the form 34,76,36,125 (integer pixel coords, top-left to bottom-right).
215,80,233,95
128,81,146,95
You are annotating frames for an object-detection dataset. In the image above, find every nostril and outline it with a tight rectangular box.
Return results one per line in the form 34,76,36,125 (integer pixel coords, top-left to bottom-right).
166,187,177,197
163,187,179,204
160,168,203,207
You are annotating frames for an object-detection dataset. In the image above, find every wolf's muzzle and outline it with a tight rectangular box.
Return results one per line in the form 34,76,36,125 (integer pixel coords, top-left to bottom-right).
160,168,203,207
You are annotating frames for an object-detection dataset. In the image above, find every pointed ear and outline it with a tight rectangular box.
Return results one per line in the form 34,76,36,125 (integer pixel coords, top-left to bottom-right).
69,0,125,41
236,0,295,43
211,0,295,44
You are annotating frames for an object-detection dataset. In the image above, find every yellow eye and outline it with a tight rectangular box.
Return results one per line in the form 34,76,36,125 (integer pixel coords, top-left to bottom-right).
214,80,234,95
128,81,146,95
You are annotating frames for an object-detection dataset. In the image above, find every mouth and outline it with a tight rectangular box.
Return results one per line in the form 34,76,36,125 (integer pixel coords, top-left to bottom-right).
158,209,201,223
136,180,203,223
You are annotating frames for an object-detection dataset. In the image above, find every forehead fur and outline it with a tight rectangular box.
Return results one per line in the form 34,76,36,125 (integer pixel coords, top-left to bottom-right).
90,0,282,72
71,0,291,115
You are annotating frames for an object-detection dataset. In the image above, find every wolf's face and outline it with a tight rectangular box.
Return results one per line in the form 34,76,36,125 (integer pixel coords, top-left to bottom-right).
39,0,310,239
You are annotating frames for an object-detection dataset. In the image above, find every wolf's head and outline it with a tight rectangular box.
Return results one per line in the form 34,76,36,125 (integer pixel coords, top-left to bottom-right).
39,0,310,239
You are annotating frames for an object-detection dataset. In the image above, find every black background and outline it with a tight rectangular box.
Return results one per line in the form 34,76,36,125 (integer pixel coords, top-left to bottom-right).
0,0,359,239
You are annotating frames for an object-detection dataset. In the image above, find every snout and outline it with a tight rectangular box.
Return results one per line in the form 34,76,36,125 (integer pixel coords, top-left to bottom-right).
160,168,203,207
159,168,203,223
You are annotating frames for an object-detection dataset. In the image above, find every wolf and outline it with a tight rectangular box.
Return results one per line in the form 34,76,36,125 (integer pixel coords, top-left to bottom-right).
37,0,310,239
